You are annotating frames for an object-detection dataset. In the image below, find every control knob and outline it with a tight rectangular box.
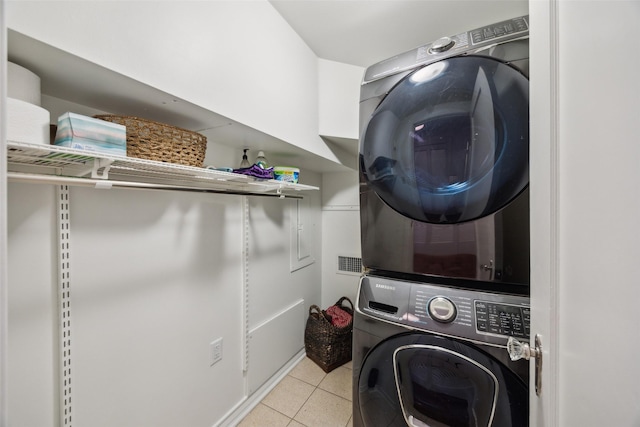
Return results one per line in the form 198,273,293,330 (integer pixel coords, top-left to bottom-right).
429,37,455,53
428,296,457,323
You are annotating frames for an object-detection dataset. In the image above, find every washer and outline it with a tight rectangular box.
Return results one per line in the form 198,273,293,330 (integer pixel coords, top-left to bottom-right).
353,275,530,427
359,16,530,293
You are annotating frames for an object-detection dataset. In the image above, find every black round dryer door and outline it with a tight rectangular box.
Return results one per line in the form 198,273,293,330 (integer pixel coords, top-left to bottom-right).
357,333,528,427
360,56,529,224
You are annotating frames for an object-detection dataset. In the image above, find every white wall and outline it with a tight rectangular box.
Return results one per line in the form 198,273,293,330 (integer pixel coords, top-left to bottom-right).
71,187,245,426
321,171,361,309
7,184,58,427
555,2,640,425
249,184,321,328
246,176,322,394
8,183,244,426
7,178,321,426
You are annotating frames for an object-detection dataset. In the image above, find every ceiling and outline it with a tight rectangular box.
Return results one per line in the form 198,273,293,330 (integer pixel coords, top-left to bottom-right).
269,0,529,68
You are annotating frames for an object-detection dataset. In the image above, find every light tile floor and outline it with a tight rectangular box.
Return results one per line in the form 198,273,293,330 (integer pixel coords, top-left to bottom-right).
238,357,353,427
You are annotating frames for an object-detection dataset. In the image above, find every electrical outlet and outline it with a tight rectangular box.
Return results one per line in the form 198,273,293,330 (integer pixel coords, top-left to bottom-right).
210,338,223,366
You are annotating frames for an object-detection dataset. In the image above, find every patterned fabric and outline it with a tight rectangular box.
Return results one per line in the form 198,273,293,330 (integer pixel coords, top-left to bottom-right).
232,164,274,179
325,305,352,328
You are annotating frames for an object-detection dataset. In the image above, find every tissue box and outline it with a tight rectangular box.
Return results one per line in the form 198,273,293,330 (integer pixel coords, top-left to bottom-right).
54,112,126,156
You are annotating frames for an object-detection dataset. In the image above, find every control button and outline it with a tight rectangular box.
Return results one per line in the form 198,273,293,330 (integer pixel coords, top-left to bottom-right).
477,321,488,332
428,297,457,323
483,28,495,40
429,37,455,53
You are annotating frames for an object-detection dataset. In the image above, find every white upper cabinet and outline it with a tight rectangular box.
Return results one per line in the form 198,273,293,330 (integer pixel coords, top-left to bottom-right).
318,59,363,166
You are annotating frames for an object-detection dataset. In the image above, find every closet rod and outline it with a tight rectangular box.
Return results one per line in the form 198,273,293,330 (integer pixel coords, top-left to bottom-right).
7,172,303,199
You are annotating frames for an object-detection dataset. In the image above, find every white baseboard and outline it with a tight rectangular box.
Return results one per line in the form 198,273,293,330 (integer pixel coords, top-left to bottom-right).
214,349,306,427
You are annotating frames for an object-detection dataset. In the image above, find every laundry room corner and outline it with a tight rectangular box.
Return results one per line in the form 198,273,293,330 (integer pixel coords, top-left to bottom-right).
316,56,363,310
320,170,361,309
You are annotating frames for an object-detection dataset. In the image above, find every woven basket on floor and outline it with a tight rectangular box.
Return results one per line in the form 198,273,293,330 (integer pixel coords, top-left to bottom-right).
304,297,353,373
95,115,207,167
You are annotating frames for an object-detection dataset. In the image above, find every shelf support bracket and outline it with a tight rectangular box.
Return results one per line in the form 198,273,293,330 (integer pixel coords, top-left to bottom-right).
90,158,112,179
67,157,113,179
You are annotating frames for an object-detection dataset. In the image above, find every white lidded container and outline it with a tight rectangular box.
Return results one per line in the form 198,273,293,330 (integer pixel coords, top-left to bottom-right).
273,166,299,183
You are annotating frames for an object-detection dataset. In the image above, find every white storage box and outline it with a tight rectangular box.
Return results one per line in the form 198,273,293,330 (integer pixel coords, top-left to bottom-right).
273,166,300,183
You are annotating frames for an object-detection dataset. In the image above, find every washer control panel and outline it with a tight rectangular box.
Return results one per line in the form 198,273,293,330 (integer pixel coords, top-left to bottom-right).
362,15,528,84
470,16,529,45
358,275,530,346
428,36,456,53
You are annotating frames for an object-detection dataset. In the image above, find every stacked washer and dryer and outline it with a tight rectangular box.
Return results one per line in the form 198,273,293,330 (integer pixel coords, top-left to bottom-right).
354,16,531,427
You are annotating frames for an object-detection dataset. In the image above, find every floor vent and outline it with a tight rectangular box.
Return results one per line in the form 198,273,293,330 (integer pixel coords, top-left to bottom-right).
338,256,362,275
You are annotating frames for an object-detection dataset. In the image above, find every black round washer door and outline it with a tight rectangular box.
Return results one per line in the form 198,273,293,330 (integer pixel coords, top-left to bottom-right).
357,333,528,427
360,56,529,224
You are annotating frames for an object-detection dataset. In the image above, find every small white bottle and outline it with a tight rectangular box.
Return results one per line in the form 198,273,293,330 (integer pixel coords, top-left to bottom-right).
255,151,268,169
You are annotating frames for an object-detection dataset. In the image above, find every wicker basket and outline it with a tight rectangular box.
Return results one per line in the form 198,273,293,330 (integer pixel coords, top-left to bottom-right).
304,297,353,373
94,115,207,167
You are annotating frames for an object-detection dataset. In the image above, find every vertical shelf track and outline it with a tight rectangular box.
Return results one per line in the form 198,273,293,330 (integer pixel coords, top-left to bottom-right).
57,185,73,427
242,196,250,376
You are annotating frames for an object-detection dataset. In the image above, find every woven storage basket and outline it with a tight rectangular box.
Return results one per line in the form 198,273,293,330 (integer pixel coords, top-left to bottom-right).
304,297,353,373
94,115,207,167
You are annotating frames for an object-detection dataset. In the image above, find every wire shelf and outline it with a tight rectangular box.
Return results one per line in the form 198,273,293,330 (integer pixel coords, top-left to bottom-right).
7,141,318,195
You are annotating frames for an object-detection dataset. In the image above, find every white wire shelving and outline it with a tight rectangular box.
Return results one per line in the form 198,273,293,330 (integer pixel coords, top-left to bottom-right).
6,141,318,198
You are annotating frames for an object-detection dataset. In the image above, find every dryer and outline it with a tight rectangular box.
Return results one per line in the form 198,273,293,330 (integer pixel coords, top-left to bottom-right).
359,16,530,294
353,275,530,427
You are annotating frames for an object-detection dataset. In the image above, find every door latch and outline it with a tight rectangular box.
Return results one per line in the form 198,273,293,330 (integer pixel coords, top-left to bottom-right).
507,334,543,396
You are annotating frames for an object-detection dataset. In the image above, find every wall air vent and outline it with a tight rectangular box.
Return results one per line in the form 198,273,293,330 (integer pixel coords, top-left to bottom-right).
337,256,362,275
